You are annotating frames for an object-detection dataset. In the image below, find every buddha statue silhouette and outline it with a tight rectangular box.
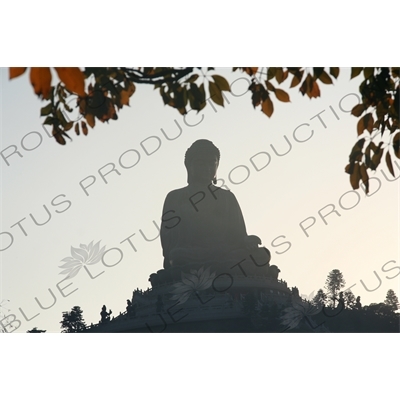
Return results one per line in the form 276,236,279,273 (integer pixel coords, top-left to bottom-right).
160,139,271,274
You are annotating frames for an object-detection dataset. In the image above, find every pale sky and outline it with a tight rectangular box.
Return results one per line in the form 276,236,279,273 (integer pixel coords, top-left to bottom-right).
1,67,399,333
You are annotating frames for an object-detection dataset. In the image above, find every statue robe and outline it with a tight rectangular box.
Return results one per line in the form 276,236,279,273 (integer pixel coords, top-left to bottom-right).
160,185,249,268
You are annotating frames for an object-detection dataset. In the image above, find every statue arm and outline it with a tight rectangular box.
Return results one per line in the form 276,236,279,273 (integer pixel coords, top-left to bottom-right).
227,191,248,244
228,191,261,249
160,191,181,260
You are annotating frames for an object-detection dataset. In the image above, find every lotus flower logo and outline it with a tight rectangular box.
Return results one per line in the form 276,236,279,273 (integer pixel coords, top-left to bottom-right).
170,266,216,305
301,291,315,302
58,241,106,279
280,296,322,331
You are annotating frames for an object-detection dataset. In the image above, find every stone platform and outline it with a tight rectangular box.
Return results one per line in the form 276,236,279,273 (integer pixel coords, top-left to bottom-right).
86,265,296,333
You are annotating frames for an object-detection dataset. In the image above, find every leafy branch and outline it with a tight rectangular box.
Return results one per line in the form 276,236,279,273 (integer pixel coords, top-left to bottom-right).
8,67,400,192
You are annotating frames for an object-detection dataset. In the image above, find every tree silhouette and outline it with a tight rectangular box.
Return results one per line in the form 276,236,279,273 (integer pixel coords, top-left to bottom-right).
384,289,399,312
312,289,327,308
8,67,399,193
324,270,346,308
278,274,398,332
27,327,46,333
344,290,357,309
60,306,86,333
363,302,396,328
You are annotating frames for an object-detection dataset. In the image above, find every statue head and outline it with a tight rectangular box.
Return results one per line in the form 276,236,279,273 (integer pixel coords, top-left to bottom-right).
184,139,220,185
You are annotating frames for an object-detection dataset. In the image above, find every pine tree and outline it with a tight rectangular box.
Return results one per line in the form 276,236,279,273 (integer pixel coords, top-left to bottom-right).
324,270,346,308
384,289,399,312
312,289,327,308
60,306,86,333
344,290,357,309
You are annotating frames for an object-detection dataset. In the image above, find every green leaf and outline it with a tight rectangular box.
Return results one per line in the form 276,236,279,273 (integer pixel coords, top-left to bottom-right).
43,116,55,125
212,75,230,91
40,103,53,116
209,81,224,106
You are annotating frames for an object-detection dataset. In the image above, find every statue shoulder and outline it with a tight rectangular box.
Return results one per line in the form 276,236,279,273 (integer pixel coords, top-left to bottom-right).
218,187,238,201
164,186,188,199
162,186,188,207
164,185,237,203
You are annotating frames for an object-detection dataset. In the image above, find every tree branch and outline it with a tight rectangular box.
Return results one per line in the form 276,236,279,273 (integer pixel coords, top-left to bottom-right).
120,67,195,85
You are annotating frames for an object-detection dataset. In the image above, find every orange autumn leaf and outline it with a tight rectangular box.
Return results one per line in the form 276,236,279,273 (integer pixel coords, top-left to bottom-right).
300,74,321,99
275,88,290,102
97,98,118,122
85,113,95,128
386,152,395,177
393,132,400,158
30,67,52,99
120,81,136,106
81,121,88,135
359,163,369,193
9,67,27,79
262,96,274,117
242,67,258,76
350,162,361,189
309,80,321,98
54,67,86,97
357,113,374,135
